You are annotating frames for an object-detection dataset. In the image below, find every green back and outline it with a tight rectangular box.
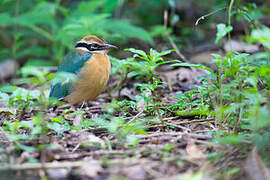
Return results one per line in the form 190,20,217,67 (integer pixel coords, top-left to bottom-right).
49,50,92,100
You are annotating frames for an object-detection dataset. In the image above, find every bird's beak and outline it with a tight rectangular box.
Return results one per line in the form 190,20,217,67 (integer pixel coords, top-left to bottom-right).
104,44,118,50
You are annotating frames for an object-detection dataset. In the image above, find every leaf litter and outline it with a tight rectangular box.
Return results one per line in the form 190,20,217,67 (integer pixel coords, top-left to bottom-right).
0,63,267,180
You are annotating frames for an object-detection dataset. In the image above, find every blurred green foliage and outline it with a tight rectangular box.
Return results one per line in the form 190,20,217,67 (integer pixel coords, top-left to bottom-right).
1,0,268,66
0,0,153,65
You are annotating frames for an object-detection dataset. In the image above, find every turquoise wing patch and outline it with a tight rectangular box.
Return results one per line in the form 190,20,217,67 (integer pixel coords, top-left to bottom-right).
49,50,92,100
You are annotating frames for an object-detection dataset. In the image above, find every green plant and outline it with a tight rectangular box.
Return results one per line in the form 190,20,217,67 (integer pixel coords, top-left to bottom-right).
164,8,270,164
125,48,175,115
90,114,146,148
210,12,270,161
0,65,74,154
110,48,178,126
0,85,40,117
110,57,139,98
1,112,69,153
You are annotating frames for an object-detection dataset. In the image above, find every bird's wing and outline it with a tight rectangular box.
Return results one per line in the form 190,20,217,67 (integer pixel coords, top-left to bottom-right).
49,50,92,100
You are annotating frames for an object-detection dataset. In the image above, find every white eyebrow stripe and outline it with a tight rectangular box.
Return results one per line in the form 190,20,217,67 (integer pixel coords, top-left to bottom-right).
75,47,90,52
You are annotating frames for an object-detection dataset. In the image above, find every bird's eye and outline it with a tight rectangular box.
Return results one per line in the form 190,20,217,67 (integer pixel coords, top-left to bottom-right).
91,43,99,48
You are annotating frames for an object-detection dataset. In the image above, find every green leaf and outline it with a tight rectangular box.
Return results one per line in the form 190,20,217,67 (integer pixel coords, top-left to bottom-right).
215,23,233,44
104,20,154,45
125,48,148,60
77,0,107,13
51,116,65,123
24,59,54,67
47,122,68,135
258,66,270,77
20,66,46,77
249,26,270,49
135,129,147,135
153,49,175,59
32,114,44,126
0,13,13,26
19,66,49,84
171,61,214,74
51,72,78,85
249,107,270,131
149,25,169,37
0,92,10,102
31,126,43,135
126,135,139,147
0,84,18,93
216,133,246,145
16,47,50,59
16,144,36,153
17,2,56,27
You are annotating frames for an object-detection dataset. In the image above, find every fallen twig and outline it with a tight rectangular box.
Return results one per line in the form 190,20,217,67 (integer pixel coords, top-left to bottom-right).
195,7,226,26
0,158,152,171
54,149,135,160
135,132,212,139
166,122,191,132
164,10,187,62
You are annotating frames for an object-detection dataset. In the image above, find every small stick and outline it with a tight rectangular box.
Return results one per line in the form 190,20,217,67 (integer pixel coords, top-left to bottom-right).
164,10,187,62
166,122,191,132
170,118,215,125
0,158,152,171
129,111,144,122
195,7,227,26
135,132,212,139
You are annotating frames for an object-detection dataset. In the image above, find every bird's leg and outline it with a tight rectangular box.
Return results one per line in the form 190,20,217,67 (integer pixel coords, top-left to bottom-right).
52,105,58,112
81,101,94,119
70,104,77,113
72,104,82,126
79,101,86,110
72,102,87,126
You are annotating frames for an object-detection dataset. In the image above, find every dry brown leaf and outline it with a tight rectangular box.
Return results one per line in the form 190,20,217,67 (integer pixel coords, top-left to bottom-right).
122,165,149,180
137,92,152,112
79,132,105,148
158,67,210,91
185,142,206,165
79,161,103,178
190,50,224,69
73,114,83,126
0,108,14,116
224,39,259,53
120,87,136,100
244,147,270,180
47,168,69,180
186,142,205,158
0,60,18,80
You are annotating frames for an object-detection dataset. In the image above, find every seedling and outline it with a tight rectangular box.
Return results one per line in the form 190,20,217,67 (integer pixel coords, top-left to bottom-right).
123,48,177,126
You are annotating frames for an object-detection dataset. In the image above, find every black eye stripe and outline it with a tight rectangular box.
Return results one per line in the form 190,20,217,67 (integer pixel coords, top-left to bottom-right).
91,43,99,48
75,42,103,51
75,42,90,50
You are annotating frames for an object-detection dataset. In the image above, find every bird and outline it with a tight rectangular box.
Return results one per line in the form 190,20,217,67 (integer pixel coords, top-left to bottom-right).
49,35,117,106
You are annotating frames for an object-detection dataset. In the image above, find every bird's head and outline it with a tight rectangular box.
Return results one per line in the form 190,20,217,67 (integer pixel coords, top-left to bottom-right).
75,35,117,54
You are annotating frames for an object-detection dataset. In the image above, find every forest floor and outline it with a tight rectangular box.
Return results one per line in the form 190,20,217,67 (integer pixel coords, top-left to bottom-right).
0,99,237,180
0,40,267,180
0,73,248,180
